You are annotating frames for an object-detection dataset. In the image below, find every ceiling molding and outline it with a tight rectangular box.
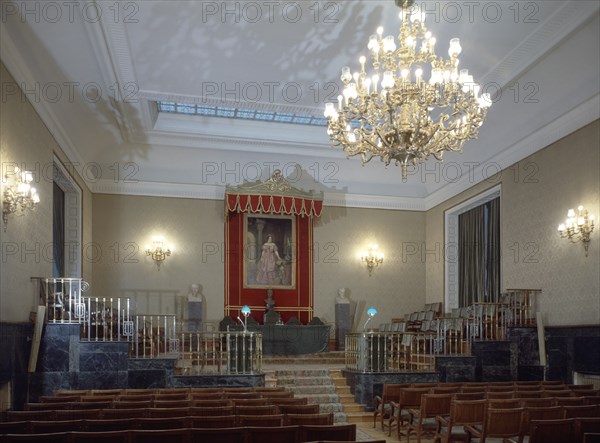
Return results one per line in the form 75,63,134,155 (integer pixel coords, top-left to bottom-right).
424,93,600,211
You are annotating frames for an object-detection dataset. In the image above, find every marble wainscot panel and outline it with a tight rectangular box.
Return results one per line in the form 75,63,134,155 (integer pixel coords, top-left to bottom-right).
342,371,439,410
545,326,600,383
435,356,477,382
127,358,176,389
172,374,264,388
508,327,543,381
472,340,512,381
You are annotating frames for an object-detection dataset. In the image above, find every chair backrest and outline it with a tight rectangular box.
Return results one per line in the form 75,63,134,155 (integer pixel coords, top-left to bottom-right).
146,407,191,418
235,405,278,415
190,427,247,443
1,432,69,442
399,387,431,408
129,428,189,443
529,418,575,443
153,399,192,408
83,418,138,432
515,391,544,399
453,392,486,401
286,412,334,425
545,390,574,398
301,424,356,442
101,408,149,419
188,415,238,428
29,419,83,433
135,416,189,430
555,397,587,406
71,430,132,443
260,391,294,399
238,414,285,427
575,417,600,443
271,397,308,406
449,399,487,426
487,391,515,399
432,386,461,394
55,409,103,421
482,407,525,439
520,397,555,408
564,405,600,419
522,406,566,437
277,404,320,415
113,400,153,409
419,394,453,418
0,421,29,434
381,383,407,403
192,399,232,407
189,391,223,400
488,399,522,409
232,398,269,406
6,410,55,421
247,425,300,443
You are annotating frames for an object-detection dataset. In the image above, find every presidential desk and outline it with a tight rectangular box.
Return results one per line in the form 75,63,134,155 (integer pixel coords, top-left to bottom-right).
230,324,330,355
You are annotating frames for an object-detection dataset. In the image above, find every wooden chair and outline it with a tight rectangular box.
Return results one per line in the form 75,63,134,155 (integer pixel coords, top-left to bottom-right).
147,407,191,418
39,395,80,403
575,418,600,443
235,404,278,415
238,414,285,427
285,412,334,425
486,391,514,400
372,383,407,430
154,393,189,401
434,399,487,443
130,428,190,443
586,397,600,406
0,421,29,434
432,386,461,394
247,425,300,443
544,390,573,398
519,406,566,443
584,433,600,442
189,392,223,400
29,419,83,433
461,386,488,393
514,391,544,399
224,392,261,399
136,416,189,429
70,401,112,410
511,418,575,443
564,405,600,419
90,389,122,396
453,392,486,401
25,402,70,410
54,409,103,420
464,407,525,442
406,393,453,443
101,408,149,419
6,410,55,421
191,399,232,407
277,404,320,415
271,398,308,406
232,398,270,407
153,399,192,408
157,388,189,395
254,387,286,392
488,399,522,409
113,400,153,409
190,427,246,443
117,394,155,402
301,424,356,442
70,430,132,443
188,415,238,428
0,432,68,442
555,397,587,406
388,387,431,437
189,405,235,416
83,418,139,431
260,391,294,399
54,389,90,396
519,397,555,408
571,385,595,391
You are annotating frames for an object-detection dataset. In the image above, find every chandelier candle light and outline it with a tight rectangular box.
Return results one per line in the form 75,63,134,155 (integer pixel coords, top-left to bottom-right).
362,244,384,276
145,237,172,269
558,206,595,256
324,0,492,179
2,166,40,231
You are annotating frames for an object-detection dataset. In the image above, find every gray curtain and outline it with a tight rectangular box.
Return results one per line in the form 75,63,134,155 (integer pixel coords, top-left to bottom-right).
458,197,501,306
458,204,485,307
53,183,65,277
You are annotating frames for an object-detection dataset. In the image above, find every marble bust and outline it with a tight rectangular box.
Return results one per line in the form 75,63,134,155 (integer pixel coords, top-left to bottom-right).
336,287,350,304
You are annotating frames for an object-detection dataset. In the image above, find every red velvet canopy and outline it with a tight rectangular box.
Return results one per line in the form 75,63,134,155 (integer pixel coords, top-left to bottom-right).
224,170,323,324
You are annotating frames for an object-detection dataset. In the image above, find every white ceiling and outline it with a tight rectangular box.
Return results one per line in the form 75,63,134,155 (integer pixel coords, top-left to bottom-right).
1,0,599,210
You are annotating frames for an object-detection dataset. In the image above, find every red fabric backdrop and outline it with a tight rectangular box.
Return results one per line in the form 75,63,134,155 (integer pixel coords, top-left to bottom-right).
225,201,316,324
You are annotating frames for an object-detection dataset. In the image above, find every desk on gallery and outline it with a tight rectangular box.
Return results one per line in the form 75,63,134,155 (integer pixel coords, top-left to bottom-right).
259,324,330,355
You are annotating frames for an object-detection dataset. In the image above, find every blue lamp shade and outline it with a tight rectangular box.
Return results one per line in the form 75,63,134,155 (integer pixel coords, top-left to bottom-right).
367,306,378,317
241,305,251,315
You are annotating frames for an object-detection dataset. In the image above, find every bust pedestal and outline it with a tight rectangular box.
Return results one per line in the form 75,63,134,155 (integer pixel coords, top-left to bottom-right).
335,289,351,351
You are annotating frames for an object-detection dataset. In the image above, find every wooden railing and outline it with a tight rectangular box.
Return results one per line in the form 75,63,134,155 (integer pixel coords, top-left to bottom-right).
177,331,262,375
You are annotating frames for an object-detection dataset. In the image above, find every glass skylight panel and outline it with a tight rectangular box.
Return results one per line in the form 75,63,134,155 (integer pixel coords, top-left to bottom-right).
156,101,336,127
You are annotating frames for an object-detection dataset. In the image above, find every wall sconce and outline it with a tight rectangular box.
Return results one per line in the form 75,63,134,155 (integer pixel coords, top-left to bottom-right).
2,167,40,232
237,305,252,332
362,244,384,275
558,206,595,257
145,237,172,270
363,306,378,332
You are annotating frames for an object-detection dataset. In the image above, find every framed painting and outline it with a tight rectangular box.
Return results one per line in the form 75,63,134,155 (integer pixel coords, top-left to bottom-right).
243,213,296,289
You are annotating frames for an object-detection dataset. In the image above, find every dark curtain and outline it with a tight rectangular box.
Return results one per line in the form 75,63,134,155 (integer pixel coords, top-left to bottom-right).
486,197,501,302
458,197,501,306
458,205,485,307
53,183,65,277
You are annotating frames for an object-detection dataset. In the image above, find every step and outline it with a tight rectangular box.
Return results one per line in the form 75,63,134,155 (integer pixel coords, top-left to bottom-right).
338,394,355,404
342,403,366,413
335,385,351,395
276,376,332,386
346,411,373,424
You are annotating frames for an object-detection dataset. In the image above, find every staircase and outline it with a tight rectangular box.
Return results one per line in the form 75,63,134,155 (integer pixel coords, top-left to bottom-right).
262,352,371,424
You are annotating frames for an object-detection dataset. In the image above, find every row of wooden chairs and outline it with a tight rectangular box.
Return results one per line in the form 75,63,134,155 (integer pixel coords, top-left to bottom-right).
0,412,336,434
3,401,318,422
53,387,283,397
20,396,307,412
388,390,599,441
402,394,599,443
374,382,599,431
1,423,359,443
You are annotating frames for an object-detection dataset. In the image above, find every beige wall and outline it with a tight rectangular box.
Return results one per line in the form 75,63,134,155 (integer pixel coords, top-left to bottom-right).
426,120,600,326
91,196,427,328
0,62,93,322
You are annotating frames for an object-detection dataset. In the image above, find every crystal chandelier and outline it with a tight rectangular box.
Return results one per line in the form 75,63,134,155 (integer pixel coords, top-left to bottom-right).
558,206,595,256
324,0,492,179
